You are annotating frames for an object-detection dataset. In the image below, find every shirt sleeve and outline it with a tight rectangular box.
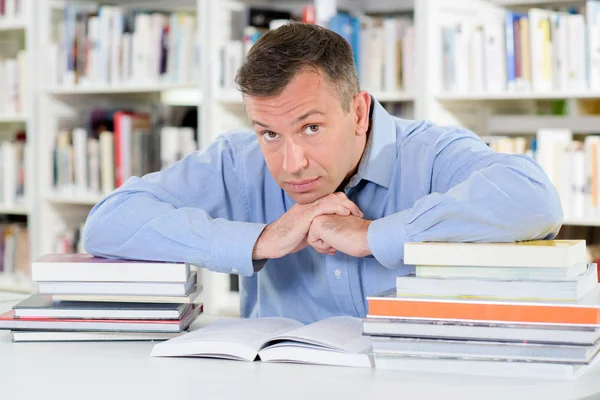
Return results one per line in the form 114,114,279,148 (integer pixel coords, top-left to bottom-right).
367,126,564,269
82,135,267,277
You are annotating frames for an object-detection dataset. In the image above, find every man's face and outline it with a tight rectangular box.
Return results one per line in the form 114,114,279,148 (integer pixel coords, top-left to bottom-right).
244,70,369,204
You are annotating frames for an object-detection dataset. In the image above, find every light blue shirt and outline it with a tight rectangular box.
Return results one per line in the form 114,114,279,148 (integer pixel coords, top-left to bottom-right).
82,99,563,324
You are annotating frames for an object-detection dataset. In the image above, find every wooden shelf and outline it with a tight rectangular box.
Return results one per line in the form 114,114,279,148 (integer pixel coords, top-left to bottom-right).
562,219,600,227
0,204,28,215
491,0,580,5
46,193,104,206
215,90,415,104
0,275,34,294
486,115,600,134
0,18,26,31
45,83,199,95
370,91,414,102
160,87,202,106
437,91,600,101
0,114,27,123
215,89,244,105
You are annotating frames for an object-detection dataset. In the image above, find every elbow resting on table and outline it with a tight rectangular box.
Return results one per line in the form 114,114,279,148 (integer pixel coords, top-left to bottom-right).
523,174,564,239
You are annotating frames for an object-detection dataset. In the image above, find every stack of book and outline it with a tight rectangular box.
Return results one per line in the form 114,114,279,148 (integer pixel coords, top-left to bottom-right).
0,254,203,342
364,240,600,379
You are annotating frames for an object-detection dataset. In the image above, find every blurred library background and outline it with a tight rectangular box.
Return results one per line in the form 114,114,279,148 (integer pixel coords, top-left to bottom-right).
0,0,598,316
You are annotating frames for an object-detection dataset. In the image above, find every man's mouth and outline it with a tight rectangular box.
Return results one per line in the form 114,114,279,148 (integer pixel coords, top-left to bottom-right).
286,178,319,192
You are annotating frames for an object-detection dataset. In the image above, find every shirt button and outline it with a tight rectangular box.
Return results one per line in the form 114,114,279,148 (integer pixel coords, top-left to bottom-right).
334,269,342,278
231,268,238,274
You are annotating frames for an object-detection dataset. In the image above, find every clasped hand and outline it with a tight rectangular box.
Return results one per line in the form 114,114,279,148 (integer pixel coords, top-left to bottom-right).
252,192,372,260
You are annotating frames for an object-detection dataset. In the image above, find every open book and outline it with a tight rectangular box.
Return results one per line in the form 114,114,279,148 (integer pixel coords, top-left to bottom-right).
150,316,373,368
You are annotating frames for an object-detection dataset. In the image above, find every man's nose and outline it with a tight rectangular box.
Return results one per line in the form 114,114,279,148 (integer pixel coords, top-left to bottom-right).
282,139,308,174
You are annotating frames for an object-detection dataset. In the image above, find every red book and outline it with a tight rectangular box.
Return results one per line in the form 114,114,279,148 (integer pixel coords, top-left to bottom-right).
0,304,202,332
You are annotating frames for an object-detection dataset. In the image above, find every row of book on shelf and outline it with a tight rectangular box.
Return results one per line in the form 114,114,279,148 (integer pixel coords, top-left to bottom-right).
0,51,27,115
485,128,600,221
2,239,599,380
47,4,198,87
441,1,600,93
0,0,26,21
53,108,197,197
0,130,26,206
0,221,28,280
220,5,415,94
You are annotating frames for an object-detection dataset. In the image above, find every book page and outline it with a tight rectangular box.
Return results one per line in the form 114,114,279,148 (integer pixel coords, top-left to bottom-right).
266,316,371,353
169,317,303,350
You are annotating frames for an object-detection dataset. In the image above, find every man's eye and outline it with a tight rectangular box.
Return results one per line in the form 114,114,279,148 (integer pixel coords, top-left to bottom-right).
262,131,279,141
304,125,321,135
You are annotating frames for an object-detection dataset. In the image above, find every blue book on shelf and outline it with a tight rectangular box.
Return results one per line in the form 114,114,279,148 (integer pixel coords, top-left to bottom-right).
328,13,360,76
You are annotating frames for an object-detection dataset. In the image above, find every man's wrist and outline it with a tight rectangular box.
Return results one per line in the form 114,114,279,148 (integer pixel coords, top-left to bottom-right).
359,219,373,257
252,225,274,260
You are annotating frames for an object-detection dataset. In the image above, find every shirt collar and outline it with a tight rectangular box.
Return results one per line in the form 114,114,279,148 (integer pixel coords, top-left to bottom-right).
345,97,397,190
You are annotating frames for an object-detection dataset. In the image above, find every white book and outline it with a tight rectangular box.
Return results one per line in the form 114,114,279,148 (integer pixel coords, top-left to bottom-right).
469,26,485,92
132,14,151,84
87,138,100,194
567,14,587,90
11,331,181,342
17,50,26,113
383,18,398,92
363,318,600,345
178,127,197,159
528,8,554,92
150,316,373,368
367,20,384,92
536,128,573,200
415,260,588,281
37,270,197,296
151,13,166,81
5,0,15,20
13,294,191,319
121,33,132,83
1,141,16,204
85,16,99,84
0,60,5,113
371,336,600,363
453,21,471,93
109,7,124,84
31,253,191,282
373,353,593,380
584,136,600,217
160,126,180,169
99,130,114,194
572,145,586,219
588,1,600,90
397,263,597,301
401,25,415,93
403,240,586,268
52,284,202,304
484,20,506,92
72,128,88,193
5,59,18,113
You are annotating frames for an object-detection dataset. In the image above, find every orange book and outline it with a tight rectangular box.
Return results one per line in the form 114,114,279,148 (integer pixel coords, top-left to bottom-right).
367,286,600,326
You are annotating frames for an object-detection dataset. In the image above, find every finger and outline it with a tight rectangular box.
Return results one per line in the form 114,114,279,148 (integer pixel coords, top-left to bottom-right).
307,202,351,220
327,192,363,217
311,239,336,254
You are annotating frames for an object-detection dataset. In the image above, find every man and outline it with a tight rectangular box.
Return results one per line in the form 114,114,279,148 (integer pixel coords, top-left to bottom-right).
83,23,563,324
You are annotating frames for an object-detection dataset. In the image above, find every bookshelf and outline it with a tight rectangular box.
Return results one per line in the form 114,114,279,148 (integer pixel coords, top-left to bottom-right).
2,0,599,314
0,0,35,293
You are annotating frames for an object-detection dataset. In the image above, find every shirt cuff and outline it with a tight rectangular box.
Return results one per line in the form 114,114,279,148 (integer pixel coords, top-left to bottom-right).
367,209,411,269
210,220,267,276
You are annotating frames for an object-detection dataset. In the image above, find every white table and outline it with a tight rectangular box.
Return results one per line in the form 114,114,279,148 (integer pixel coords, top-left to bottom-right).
1,297,600,400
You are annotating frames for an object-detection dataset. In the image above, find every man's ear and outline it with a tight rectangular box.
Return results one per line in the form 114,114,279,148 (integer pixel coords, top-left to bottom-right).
353,91,371,137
